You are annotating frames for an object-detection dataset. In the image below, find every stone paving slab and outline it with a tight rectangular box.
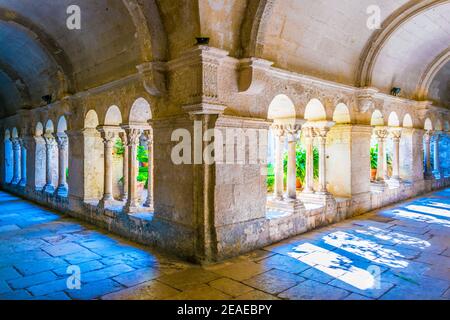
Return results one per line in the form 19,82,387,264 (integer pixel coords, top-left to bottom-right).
0,190,449,300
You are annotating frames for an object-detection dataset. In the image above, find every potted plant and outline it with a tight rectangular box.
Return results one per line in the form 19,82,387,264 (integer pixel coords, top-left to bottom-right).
370,146,378,180
283,145,319,190
266,163,275,192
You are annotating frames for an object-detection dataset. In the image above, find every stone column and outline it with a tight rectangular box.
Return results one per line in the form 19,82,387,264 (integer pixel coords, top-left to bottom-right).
119,132,129,201
143,129,153,208
390,129,402,181
273,125,285,200
123,127,142,213
11,138,21,185
19,138,27,187
302,127,314,194
98,128,117,208
374,127,388,183
424,131,433,179
55,134,69,196
43,134,56,193
286,126,300,199
433,133,441,178
315,127,331,194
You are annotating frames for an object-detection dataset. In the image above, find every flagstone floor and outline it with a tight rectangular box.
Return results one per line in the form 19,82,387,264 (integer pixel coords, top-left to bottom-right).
0,189,449,300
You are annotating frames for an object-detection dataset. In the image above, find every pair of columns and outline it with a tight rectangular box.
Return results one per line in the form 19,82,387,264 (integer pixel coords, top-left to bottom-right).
373,127,402,184
424,131,442,179
43,133,68,195
272,121,332,201
98,125,153,213
10,137,22,185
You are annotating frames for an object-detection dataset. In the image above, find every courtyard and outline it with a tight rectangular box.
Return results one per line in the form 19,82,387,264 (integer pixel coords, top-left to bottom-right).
0,189,448,300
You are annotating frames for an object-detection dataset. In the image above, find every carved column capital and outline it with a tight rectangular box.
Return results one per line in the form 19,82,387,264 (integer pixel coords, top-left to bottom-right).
389,128,402,140
373,127,389,140
55,134,69,149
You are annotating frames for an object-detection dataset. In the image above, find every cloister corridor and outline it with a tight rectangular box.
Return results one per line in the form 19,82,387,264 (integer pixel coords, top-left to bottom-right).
0,189,448,300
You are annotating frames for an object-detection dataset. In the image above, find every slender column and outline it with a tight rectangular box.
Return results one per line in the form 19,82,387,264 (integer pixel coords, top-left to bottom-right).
273,125,285,200
315,127,331,194
390,129,402,181
302,127,314,194
10,138,21,185
19,138,27,186
143,129,153,208
424,131,433,179
286,127,299,199
119,132,129,201
98,129,116,208
433,133,441,178
124,127,142,213
55,134,69,195
43,134,56,193
374,127,388,183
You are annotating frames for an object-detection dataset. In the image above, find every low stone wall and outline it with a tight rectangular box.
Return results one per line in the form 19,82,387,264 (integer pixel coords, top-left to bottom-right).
2,176,450,263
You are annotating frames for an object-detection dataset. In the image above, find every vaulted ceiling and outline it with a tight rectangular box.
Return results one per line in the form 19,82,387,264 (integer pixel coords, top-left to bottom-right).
0,0,449,118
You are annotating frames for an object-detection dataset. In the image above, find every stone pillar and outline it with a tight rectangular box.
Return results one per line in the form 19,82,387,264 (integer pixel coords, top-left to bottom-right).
315,127,331,194
302,127,314,194
55,134,69,196
374,127,388,183
433,133,441,178
19,138,27,187
424,130,433,179
98,128,117,208
119,132,129,201
390,129,402,181
286,127,299,199
11,138,21,185
273,125,285,200
123,127,142,213
143,129,153,208
43,134,56,193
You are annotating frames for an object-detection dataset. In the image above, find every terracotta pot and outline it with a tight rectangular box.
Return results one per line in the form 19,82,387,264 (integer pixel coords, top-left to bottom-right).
371,168,377,180
296,178,302,189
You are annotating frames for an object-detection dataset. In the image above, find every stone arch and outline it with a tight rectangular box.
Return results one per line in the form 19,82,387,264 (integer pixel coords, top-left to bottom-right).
388,112,400,127
57,116,67,133
403,114,413,128
424,118,433,131
4,129,10,140
129,97,152,124
370,110,384,126
417,48,450,99
435,119,443,132
304,98,326,121
35,122,44,136
444,120,450,132
332,103,351,124
267,94,296,120
12,127,18,138
45,120,54,134
357,0,448,87
85,110,100,129
104,105,123,126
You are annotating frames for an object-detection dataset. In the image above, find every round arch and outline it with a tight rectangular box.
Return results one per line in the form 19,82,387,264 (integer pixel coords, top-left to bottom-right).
370,110,384,126
35,122,44,136
57,116,67,133
424,118,433,131
129,98,152,124
45,120,54,134
85,110,99,129
332,103,351,124
388,112,400,127
304,98,326,121
105,105,123,126
4,129,10,140
403,114,413,128
267,94,296,120
12,127,18,138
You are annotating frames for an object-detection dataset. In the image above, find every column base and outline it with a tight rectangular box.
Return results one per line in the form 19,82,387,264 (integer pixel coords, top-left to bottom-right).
43,184,55,193
432,170,442,180
119,193,128,201
11,178,20,185
99,195,114,209
387,178,402,188
19,179,26,187
267,197,305,215
424,172,434,180
56,185,68,196
299,192,335,206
